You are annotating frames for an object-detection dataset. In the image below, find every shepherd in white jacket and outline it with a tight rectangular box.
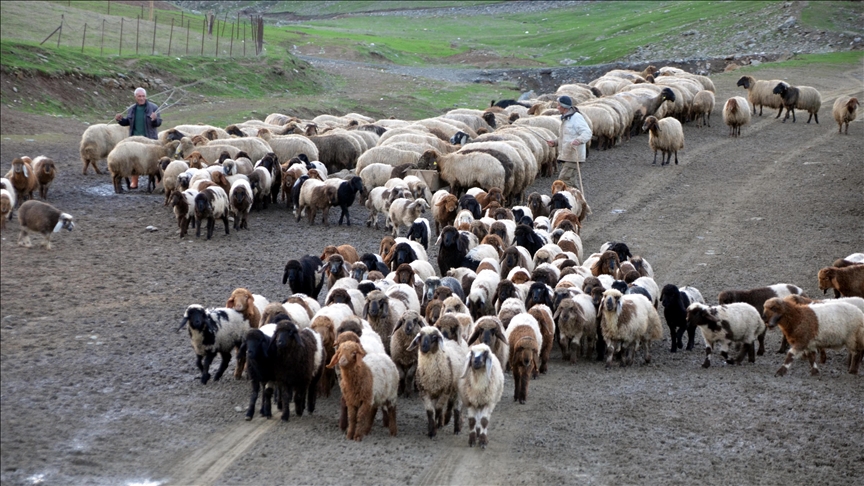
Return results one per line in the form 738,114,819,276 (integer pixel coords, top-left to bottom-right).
546,95,592,187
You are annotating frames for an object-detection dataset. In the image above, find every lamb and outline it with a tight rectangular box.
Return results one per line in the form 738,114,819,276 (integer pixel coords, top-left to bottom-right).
659,284,705,352
599,289,662,368
408,326,467,437
406,218,431,250
736,75,784,116
79,123,128,174
686,302,765,368
169,188,197,238
225,179,251,231
323,176,365,226
15,200,74,249
363,289,408,354
467,269,502,320
505,314,542,404
431,190,459,235
226,288,262,330
773,82,822,123
5,157,38,205
552,294,597,363
467,316,509,369
818,265,864,298
30,156,56,200
458,343,505,449
718,283,805,353
282,255,325,299
241,324,278,420
690,90,715,128
641,115,684,166
270,320,325,421
832,96,859,134
0,186,14,230
763,296,864,376
107,140,181,193
722,96,751,138
296,179,339,226
160,159,190,205
177,304,250,384
327,341,399,440
193,186,230,239
388,198,430,237
390,311,426,397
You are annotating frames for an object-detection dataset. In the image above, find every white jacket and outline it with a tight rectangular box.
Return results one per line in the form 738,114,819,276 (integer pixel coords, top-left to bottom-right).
557,110,592,163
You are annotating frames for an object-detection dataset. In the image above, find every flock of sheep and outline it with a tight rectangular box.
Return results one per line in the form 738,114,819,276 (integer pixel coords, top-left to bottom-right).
3,62,862,447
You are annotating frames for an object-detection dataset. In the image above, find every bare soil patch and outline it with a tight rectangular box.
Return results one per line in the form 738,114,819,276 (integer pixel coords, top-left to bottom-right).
1,60,863,486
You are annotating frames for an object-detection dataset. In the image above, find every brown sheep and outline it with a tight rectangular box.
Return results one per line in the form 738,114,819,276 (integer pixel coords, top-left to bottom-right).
528,305,555,374
16,200,74,249
0,188,13,230
818,265,864,298
475,187,504,209
379,236,396,259
832,96,859,134
324,254,351,290
31,156,56,200
591,250,620,277
184,151,209,169
508,331,539,404
296,179,339,226
260,302,286,326
425,299,444,326
433,193,459,235
310,315,338,398
320,244,360,264
5,157,38,206
226,288,261,330
480,234,506,259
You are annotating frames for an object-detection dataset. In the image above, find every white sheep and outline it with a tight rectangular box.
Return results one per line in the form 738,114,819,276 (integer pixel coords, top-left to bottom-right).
256,129,319,163
194,186,230,239
359,163,396,194
355,146,421,174
15,200,74,249
641,115,684,166
832,96,859,134
764,296,864,376
723,96,752,138
409,326,467,438
388,198,430,237
418,150,505,197
229,179,253,231
161,159,190,205
0,180,15,230
79,123,129,175
458,343,504,449
107,140,180,193
691,90,715,128
736,75,785,116
553,293,597,363
686,302,766,368
599,289,662,368
177,304,250,384
467,269,501,320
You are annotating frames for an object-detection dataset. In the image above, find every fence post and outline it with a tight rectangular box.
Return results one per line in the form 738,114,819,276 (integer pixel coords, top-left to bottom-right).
107,0,110,15
229,22,234,57
221,12,228,36
181,11,183,25
136,15,140,55
40,24,62,46
258,16,263,55
101,19,105,56
119,17,124,55
168,17,174,55
243,21,246,56
152,15,157,55
81,23,87,53
185,19,190,55
58,14,63,48
215,20,219,57
200,18,205,55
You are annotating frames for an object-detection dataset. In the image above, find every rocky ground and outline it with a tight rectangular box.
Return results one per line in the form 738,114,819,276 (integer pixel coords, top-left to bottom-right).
1,53,863,485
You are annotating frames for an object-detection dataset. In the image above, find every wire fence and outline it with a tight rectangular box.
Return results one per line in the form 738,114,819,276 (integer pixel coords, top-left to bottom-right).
35,2,264,58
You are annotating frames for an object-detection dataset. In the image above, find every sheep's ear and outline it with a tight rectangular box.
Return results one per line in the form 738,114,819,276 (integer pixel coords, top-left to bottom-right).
617,298,623,314
326,348,341,369
485,351,494,381
468,327,482,345
407,333,421,351
226,297,235,309
176,317,189,332
246,294,255,311
495,326,508,344
393,318,404,333
552,305,562,320
457,234,468,253
362,301,370,319
461,351,473,379
380,301,390,319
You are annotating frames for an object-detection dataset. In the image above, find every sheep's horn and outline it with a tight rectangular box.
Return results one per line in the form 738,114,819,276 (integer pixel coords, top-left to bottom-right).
176,317,189,332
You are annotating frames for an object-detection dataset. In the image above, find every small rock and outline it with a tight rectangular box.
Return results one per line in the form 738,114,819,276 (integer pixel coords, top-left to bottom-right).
146,226,158,232
12,87,17,93
750,59,761,66
779,16,796,30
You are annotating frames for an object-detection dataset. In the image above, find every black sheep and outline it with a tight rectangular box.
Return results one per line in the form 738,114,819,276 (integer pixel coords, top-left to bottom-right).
360,253,389,275
491,99,530,109
550,193,572,211
773,82,799,123
390,242,420,270
270,320,324,421
256,152,281,205
458,194,483,219
611,280,628,294
513,224,544,257
493,280,522,309
437,226,472,275
660,284,701,353
242,327,277,420
406,219,430,250
604,242,633,264
333,176,365,226
526,282,553,309
282,255,325,298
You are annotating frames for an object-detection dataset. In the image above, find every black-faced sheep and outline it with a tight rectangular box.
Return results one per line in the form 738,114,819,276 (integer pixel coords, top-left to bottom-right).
242,324,278,420
467,316,509,370
282,255,325,299
514,223,547,258
15,199,75,249
326,176,365,226
30,156,56,200
818,265,864,298
406,218,431,250
642,115,684,166
5,157,37,205
409,326,467,438
390,311,425,397
505,314,542,404
363,289,408,355
553,294,597,362
832,96,859,134
723,96,751,138
599,289,662,368
764,296,864,376
686,302,765,368
659,284,705,352
177,304,250,384
736,75,784,116
328,341,399,440
773,82,822,124
458,343,504,449
194,186,230,239
270,320,325,421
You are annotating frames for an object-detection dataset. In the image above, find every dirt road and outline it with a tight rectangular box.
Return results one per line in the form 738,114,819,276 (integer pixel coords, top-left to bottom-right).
1,60,862,485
